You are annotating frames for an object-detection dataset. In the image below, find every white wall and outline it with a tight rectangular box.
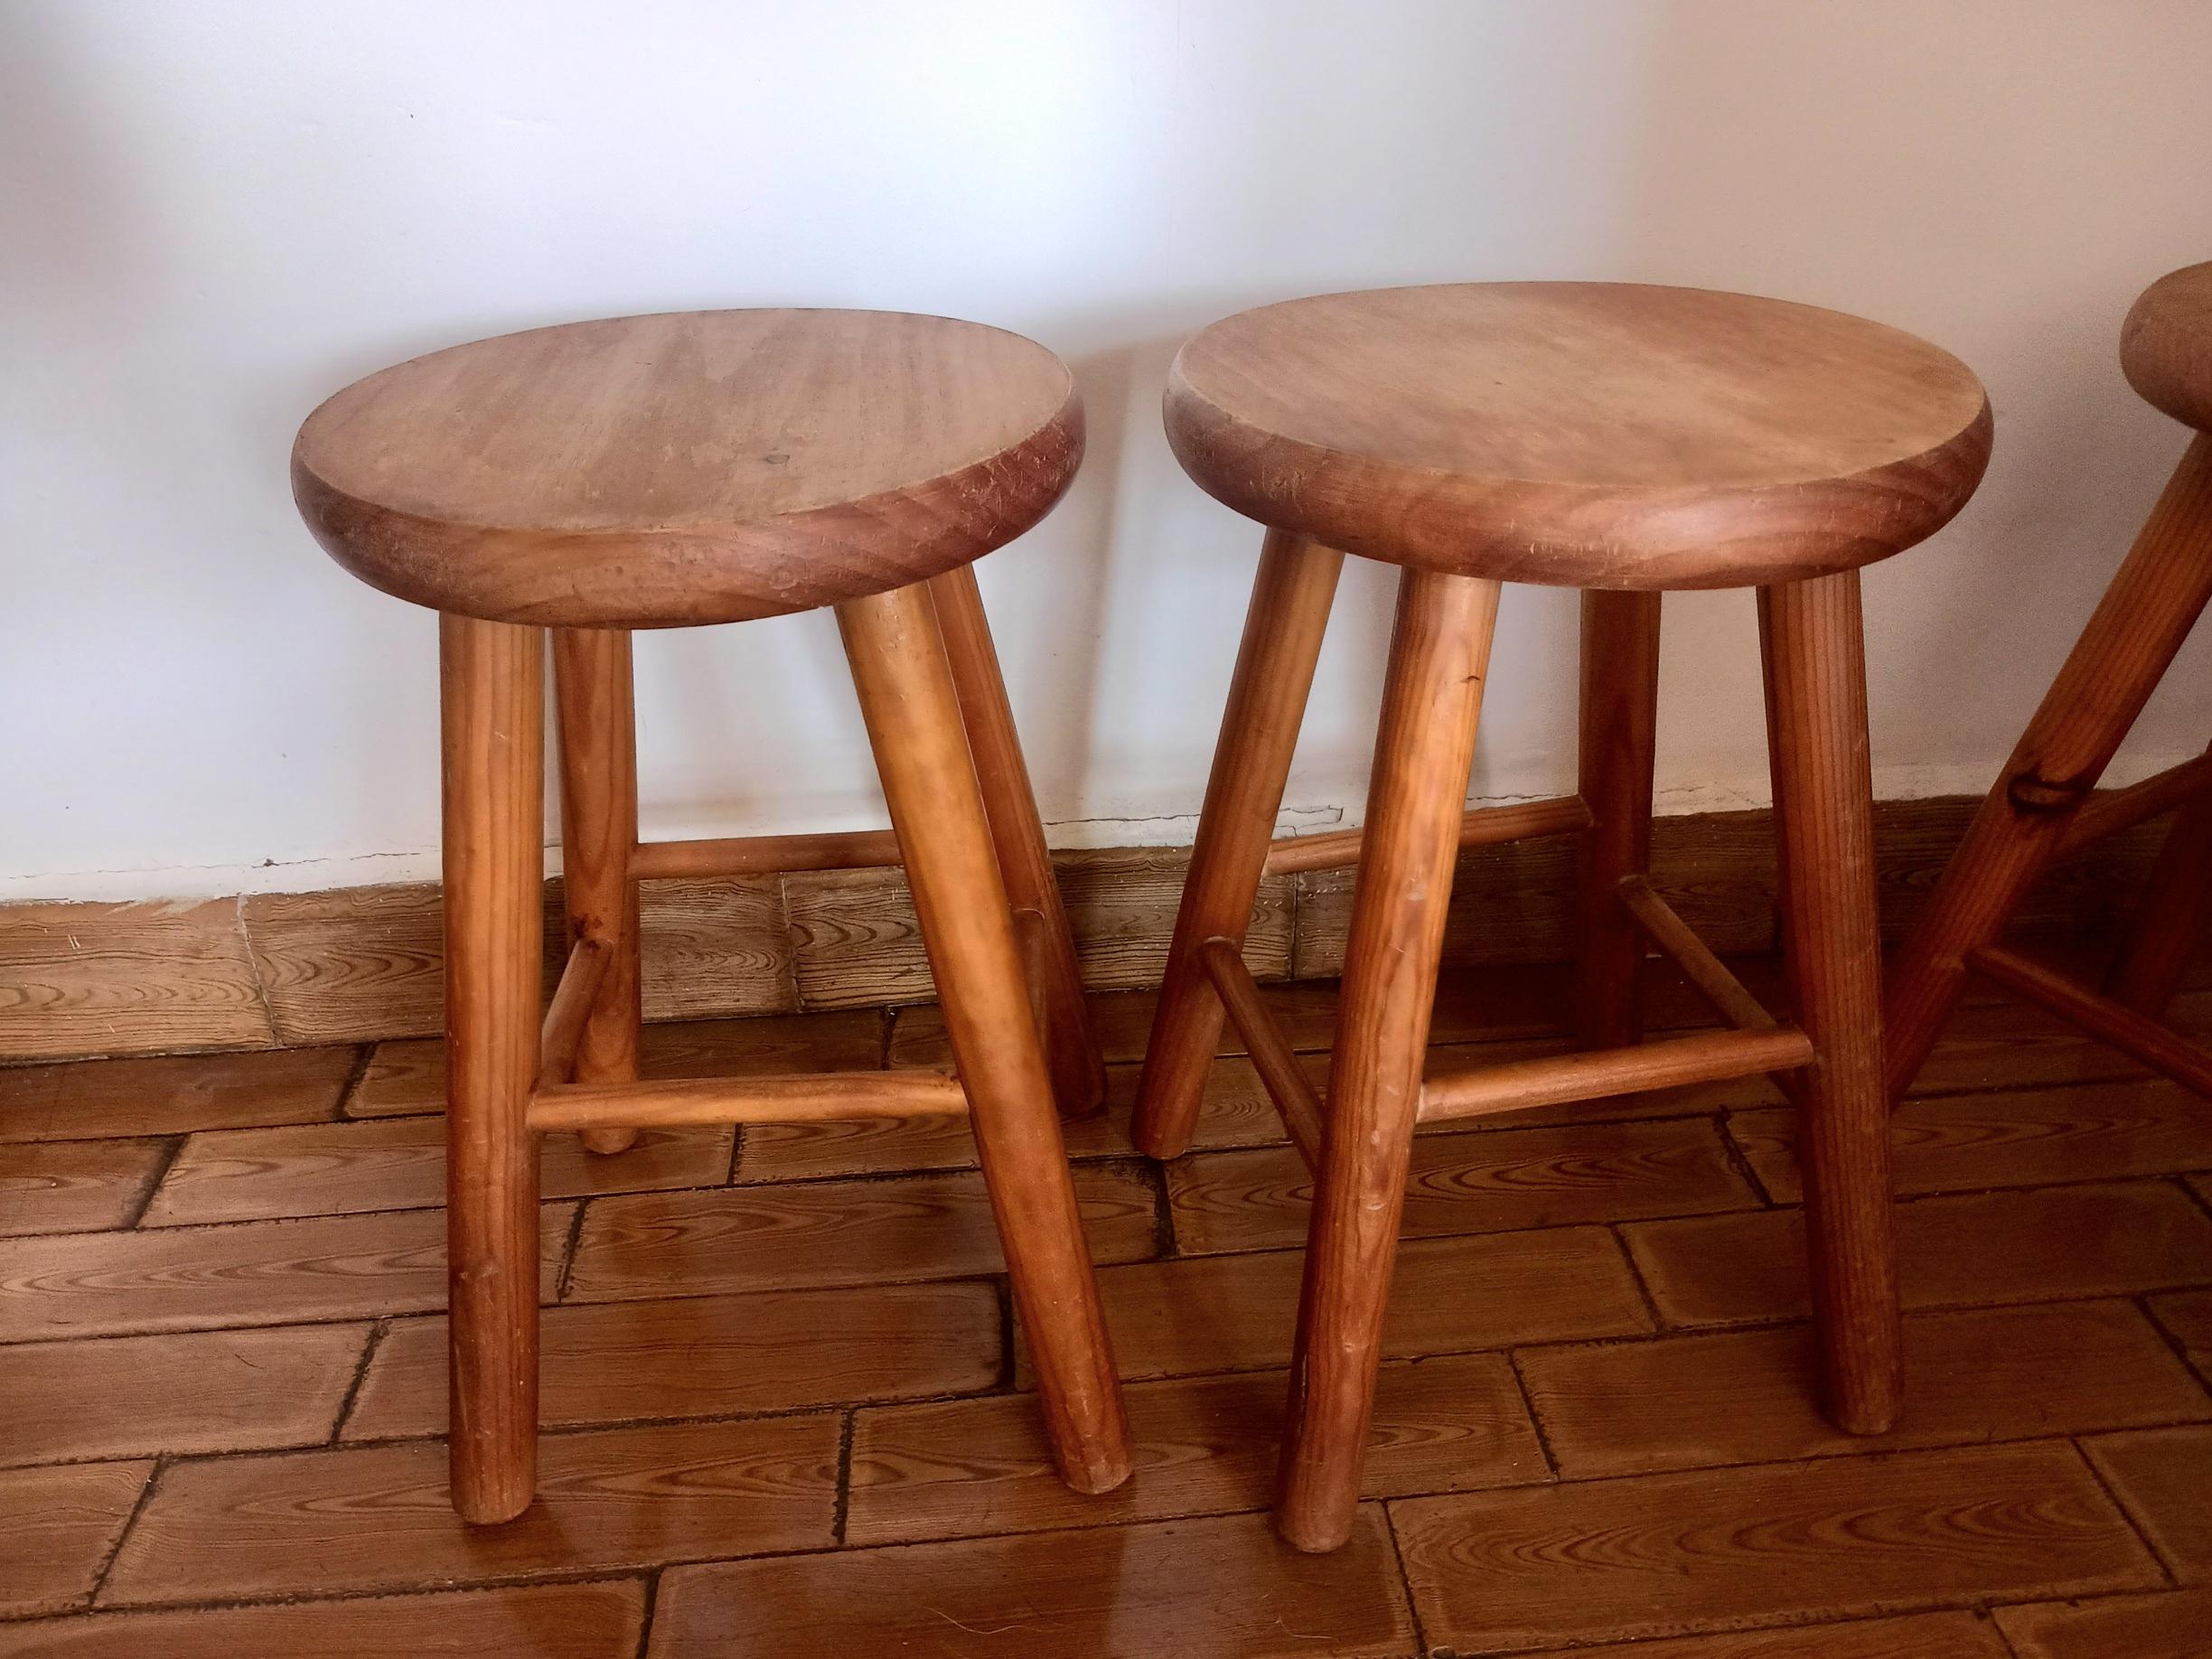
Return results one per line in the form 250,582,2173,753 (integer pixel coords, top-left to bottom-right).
6,0,2212,902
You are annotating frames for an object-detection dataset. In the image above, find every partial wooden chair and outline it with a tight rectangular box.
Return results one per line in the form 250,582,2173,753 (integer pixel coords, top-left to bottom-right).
292,309,1127,1523
1889,262,2212,1099
1133,282,1992,1551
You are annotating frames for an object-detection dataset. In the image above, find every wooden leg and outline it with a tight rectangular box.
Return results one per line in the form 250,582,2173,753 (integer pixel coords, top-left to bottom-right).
1134,530,1344,1159
552,628,642,1156
439,614,544,1524
1572,590,1662,1048
927,563,1107,1117
2104,744,2212,1015
1759,572,1899,1436
838,580,1131,1495
1886,434,2212,1098
1276,569,1499,1553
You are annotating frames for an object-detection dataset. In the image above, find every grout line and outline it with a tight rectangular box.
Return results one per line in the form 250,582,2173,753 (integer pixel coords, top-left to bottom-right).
632,1568,662,1659
1605,1223,1670,1333
1503,1349,1561,1482
231,893,283,1051
122,1136,189,1229
830,1410,857,1546
85,1454,166,1607
332,1041,380,1120
2067,1433,2182,1589
1376,1499,1432,1659
1711,1107,1778,1208
555,1201,589,1303
328,1319,389,1443
2137,1291,2212,1400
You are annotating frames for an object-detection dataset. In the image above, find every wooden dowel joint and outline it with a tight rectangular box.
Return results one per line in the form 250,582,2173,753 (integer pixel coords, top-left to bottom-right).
536,937,612,1092
2055,751,2212,857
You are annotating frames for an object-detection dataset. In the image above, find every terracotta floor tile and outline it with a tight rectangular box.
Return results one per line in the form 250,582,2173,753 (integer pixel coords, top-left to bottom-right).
1996,1586,2212,1659
143,1115,730,1224
648,1506,1414,1658
848,1351,1544,1546
1730,1074,2212,1202
350,1010,886,1118
0,1579,648,1658
1,1325,370,1467
0,1204,574,1342
2082,1423,2212,1583
1560,1612,2010,1656
101,1416,839,1606
0,1139,167,1236
0,1046,355,1143
1077,1226,1649,1382
566,1163,1157,1303
1392,1442,2160,1653
344,1281,1000,1439
1622,1181,2212,1327
0,1461,152,1617
1167,1116,1757,1255
1518,1300,2208,1480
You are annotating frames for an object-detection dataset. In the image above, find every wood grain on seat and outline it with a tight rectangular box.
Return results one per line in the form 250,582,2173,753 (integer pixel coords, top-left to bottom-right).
2123,260,2212,433
292,310,1083,626
1167,282,1991,588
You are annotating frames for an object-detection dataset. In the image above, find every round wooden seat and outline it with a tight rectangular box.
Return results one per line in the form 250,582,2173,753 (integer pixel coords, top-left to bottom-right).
1165,282,1992,590
292,309,1083,627
2123,261,2212,434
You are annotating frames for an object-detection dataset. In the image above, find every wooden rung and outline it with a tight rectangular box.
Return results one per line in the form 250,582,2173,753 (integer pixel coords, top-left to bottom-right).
629,828,904,880
2057,751,2212,857
1967,944,2212,1096
537,937,610,1091
1616,876,1775,1031
528,1068,969,1133
1261,795,1590,876
1198,937,1325,1172
1419,1025,1815,1123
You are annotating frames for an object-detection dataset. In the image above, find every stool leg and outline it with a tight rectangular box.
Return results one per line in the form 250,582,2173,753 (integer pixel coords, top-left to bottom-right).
552,628,642,1155
1573,591,1663,1048
838,580,1131,1495
1277,568,1500,1553
1886,434,2212,1099
2104,744,2212,1015
1759,571,1899,1435
927,564,1107,1117
1134,530,1344,1159
439,614,544,1524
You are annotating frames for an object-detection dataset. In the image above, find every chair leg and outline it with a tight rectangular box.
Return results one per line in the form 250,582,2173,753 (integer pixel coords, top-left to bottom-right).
927,563,1107,1117
1134,530,1344,1159
552,628,642,1156
838,579,1131,1495
2104,745,2212,1016
439,614,544,1524
1573,590,1662,1048
1276,569,1500,1553
1759,571,1899,1436
1886,434,2212,1099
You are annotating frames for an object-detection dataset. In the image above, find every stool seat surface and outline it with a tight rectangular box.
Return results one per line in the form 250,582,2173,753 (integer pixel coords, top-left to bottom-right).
2123,262,2212,434
1167,282,1992,589
293,310,1083,627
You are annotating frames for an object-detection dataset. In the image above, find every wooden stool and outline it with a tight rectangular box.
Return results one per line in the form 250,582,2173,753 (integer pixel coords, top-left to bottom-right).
292,309,1129,1523
1889,263,2212,1097
1134,283,1992,1552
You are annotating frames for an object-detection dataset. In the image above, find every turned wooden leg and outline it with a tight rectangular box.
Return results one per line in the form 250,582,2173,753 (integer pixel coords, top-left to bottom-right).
928,562,1107,1117
553,628,642,1156
1887,434,2212,1098
839,580,1131,1495
1759,571,1899,1435
1276,569,1500,1553
1573,590,1662,1048
1134,530,1344,1159
2104,742,2212,1015
440,614,544,1524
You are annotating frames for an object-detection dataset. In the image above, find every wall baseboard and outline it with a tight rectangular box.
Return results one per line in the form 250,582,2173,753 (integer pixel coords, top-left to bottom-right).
0,794,2168,1065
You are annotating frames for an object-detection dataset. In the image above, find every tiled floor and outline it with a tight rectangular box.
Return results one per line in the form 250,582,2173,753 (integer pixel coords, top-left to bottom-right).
3,953,2211,1655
